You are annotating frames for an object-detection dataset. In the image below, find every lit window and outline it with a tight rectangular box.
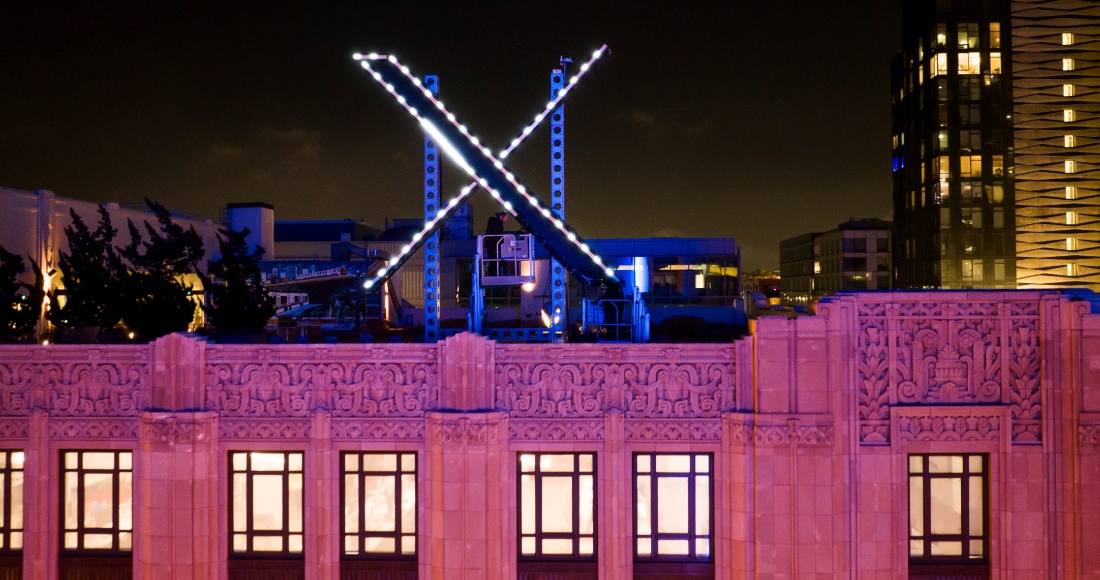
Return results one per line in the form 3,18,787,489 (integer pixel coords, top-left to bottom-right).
1065,135,1077,148
960,155,982,178
1067,238,1078,251
1065,160,1077,174
518,453,596,559
1064,84,1075,97
342,452,417,558
958,52,981,75
1067,212,1078,225
991,185,1004,203
1066,186,1078,200
230,451,304,555
961,260,974,279
634,453,712,562
936,156,951,179
0,451,24,551
61,451,132,552
1063,32,1075,46
1068,263,1080,277
990,23,1001,48
814,261,821,274
937,132,948,150
994,260,1005,282
957,23,979,49
989,53,1001,74
1064,110,1076,123
909,454,988,562
991,156,1003,177
931,53,948,77
1063,58,1075,71
935,24,947,48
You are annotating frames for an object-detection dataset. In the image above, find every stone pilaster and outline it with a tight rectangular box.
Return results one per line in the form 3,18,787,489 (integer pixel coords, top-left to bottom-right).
423,411,510,580
134,412,218,579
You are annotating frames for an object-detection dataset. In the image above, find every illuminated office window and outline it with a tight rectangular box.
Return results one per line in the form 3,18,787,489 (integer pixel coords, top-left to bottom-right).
1063,32,1075,46
0,451,24,551
1067,238,1078,252
931,53,948,77
937,132,948,150
1063,58,1075,71
1068,263,1080,277
1066,186,1078,200
342,452,417,558
935,24,947,48
957,23,979,48
909,455,988,561
1064,110,1076,123
991,156,1003,177
518,453,596,559
959,53,981,75
994,260,1005,283
1064,84,1075,97
634,453,712,562
1067,212,1079,226
989,23,1001,48
230,451,304,555
1065,135,1077,148
61,450,132,552
989,53,1001,74
960,156,982,178
1065,160,1077,174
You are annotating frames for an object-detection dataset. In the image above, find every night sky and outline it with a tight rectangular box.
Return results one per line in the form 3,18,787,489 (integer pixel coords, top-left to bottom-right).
1,2,901,270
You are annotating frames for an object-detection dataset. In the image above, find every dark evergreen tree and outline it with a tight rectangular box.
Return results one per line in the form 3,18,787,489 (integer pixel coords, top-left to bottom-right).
0,246,44,343
118,199,205,340
200,227,274,335
47,206,125,331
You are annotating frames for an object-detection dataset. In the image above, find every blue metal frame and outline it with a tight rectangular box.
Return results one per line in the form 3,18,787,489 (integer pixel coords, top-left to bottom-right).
549,67,567,342
423,75,441,341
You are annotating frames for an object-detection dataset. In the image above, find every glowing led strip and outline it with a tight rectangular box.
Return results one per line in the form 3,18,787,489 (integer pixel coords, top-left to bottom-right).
352,46,614,289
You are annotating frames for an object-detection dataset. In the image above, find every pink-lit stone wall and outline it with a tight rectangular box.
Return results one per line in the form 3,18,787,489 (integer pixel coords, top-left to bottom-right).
0,291,1097,579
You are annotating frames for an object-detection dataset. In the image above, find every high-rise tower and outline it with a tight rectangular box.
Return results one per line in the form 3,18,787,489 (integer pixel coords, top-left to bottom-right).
1013,0,1099,288
893,0,1016,289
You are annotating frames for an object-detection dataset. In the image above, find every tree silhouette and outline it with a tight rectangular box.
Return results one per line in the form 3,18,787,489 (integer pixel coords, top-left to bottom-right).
117,199,205,340
47,206,125,331
0,246,44,343
200,227,274,335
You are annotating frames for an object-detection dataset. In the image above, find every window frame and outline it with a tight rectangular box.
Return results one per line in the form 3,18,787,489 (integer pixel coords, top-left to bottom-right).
59,449,133,554
340,451,418,561
907,453,989,565
632,452,714,563
0,450,23,553
516,452,598,562
228,450,305,559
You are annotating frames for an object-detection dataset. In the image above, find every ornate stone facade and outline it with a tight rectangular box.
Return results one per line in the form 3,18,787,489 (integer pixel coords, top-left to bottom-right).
0,290,1097,579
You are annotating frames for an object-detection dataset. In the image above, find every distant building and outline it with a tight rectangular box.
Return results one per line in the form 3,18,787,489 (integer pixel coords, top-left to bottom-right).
779,219,893,305
892,0,1099,290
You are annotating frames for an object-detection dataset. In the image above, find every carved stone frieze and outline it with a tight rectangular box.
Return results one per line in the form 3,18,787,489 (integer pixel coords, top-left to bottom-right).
624,419,721,441
497,361,734,419
218,419,311,441
1080,424,1100,445
0,349,149,417
330,419,425,441
140,414,215,445
206,361,437,418
0,419,29,439
508,419,604,441
896,411,1002,443
854,297,1041,444
49,418,139,440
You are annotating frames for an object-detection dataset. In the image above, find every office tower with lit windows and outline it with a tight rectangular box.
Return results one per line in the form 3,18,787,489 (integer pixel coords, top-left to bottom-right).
1013,0,1100,288
892,0,1016,289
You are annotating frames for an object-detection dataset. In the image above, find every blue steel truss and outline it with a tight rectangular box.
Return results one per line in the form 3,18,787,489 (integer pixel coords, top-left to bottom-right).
423,75,441,341
549,67,567,341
